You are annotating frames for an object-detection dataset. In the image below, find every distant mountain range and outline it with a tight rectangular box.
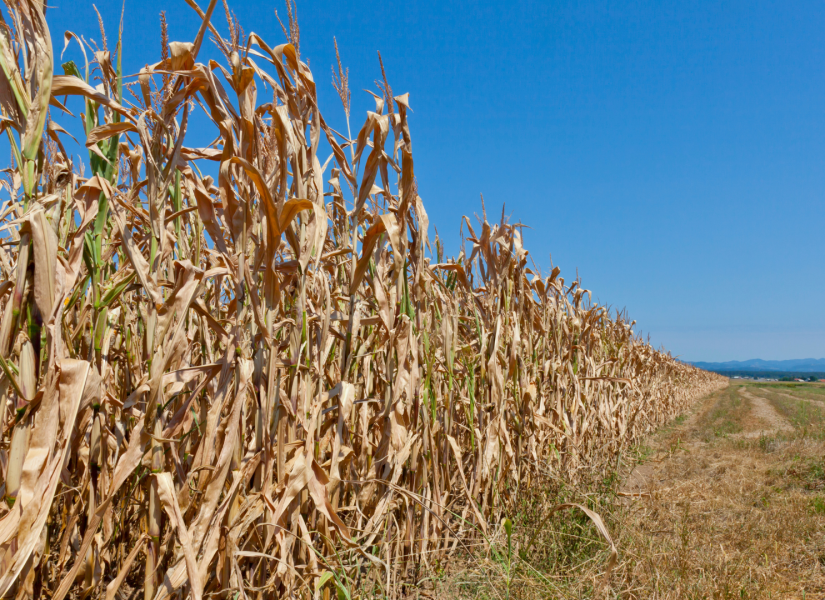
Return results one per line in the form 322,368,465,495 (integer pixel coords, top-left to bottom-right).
691,358,825,372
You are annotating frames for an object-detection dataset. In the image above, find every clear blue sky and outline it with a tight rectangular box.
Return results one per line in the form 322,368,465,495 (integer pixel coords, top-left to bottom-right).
45,0,825,362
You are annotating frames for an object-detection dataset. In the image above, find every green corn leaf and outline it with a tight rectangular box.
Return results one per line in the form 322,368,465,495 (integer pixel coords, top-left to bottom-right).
98,271,137,309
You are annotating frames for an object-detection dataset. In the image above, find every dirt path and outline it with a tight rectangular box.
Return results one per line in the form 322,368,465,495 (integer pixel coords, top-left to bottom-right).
760,386,825,405
613,383,825,598
735,387,793,437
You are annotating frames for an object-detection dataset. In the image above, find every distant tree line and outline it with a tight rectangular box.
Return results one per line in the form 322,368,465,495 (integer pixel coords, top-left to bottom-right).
706,369,825,380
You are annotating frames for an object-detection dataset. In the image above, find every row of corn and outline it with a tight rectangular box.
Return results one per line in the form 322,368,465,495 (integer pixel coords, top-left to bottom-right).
0,1,726,598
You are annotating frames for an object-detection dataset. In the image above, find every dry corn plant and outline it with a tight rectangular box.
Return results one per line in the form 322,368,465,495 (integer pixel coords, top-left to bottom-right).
0,0,726,598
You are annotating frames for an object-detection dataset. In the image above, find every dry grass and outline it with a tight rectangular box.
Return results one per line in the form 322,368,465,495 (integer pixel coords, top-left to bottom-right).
0,1,724,597
612,386,825,599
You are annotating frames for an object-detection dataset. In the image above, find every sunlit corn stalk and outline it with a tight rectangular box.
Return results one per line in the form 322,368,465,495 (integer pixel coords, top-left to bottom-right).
0,1,727,598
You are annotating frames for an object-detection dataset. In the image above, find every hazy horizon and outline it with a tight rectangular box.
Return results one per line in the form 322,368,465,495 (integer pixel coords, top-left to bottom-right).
689,357,825,364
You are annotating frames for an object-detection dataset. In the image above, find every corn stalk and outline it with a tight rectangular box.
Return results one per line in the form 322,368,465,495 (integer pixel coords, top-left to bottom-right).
0,2,726,598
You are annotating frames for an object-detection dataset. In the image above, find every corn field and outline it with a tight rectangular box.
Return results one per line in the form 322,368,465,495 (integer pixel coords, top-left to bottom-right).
0,1,725,598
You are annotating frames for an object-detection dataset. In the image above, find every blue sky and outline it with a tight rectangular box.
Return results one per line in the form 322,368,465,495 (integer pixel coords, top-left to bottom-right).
45,0,825,362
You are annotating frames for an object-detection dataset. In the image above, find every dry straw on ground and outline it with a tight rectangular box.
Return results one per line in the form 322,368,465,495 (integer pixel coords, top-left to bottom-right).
0,1,724,597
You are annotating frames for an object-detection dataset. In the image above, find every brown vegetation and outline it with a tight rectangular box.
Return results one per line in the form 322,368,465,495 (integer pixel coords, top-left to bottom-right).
0,1,724,597
448,382,825,599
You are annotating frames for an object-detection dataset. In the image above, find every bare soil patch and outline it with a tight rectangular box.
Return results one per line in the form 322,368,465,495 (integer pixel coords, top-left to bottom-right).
735,387,793,437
